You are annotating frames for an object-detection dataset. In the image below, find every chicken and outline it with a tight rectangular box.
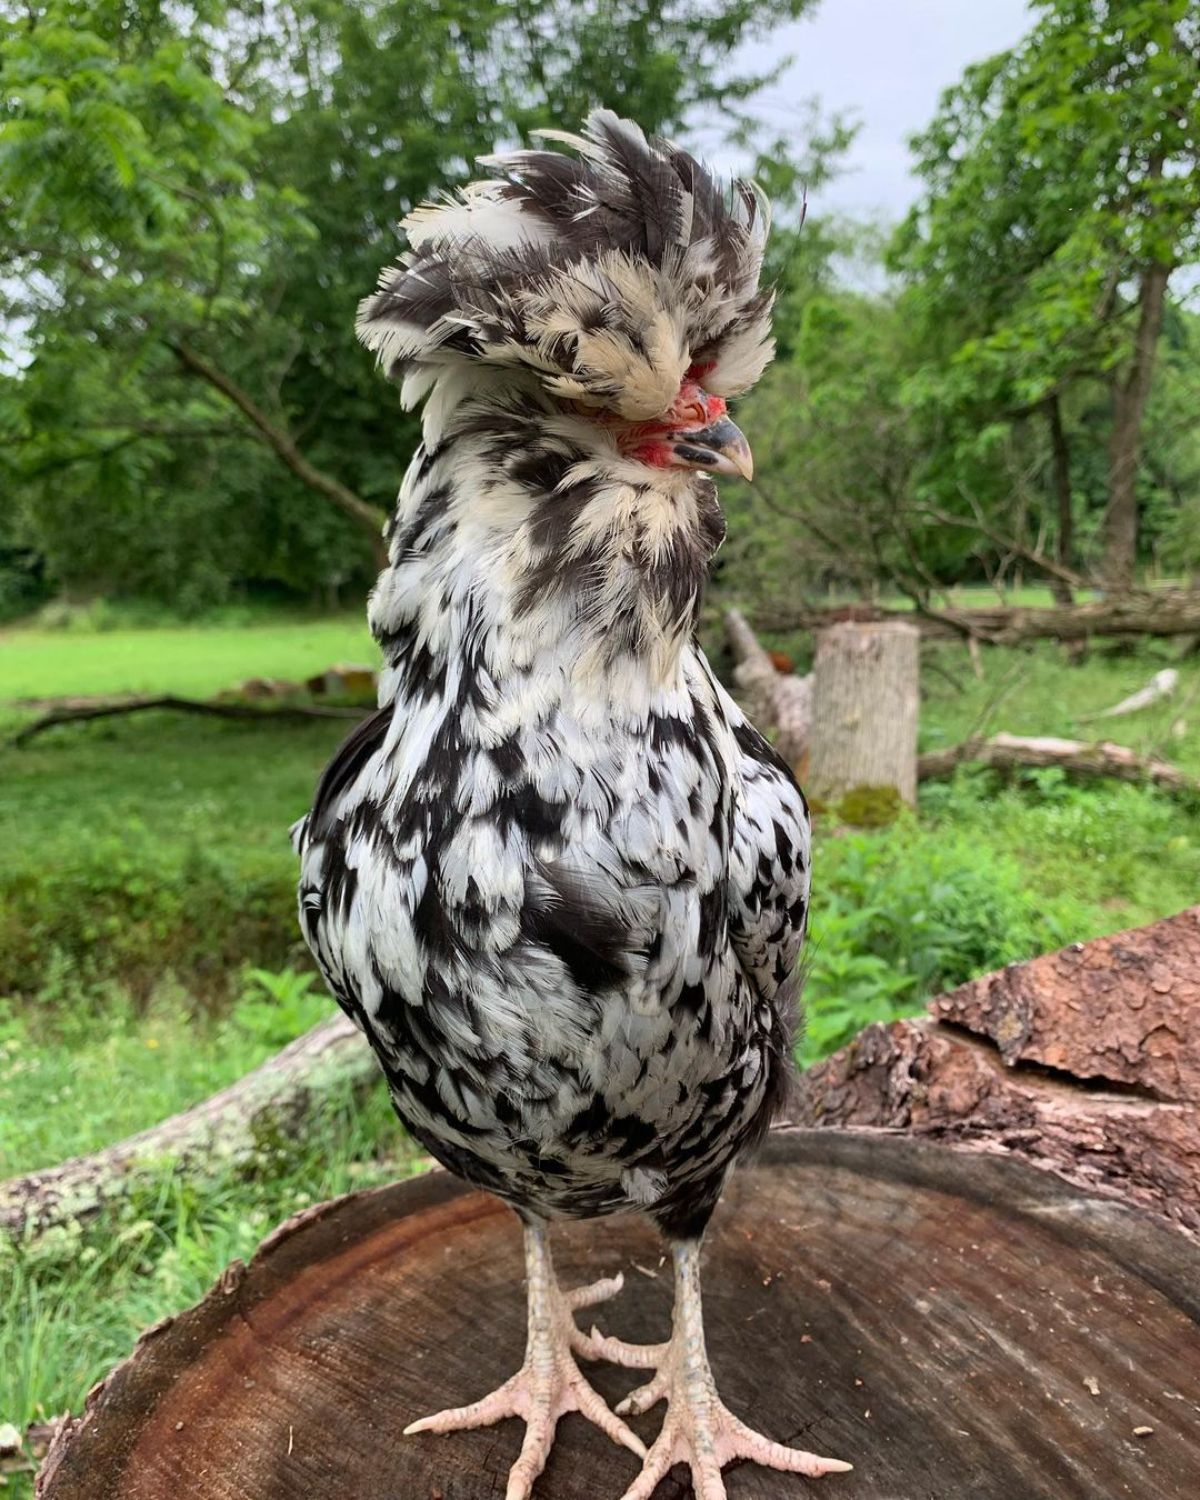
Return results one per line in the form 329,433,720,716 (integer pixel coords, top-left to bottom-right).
294,109,850,1499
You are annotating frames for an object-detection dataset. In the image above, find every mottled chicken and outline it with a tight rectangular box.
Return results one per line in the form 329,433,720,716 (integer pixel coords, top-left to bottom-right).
294,110,850,1499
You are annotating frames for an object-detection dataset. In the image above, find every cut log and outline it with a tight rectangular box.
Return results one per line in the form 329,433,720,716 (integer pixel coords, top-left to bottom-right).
0,1015,374,1245
35,916,1200,1499
36,1131,1200,1500
917,732,1200,796
795,906,1200,1239
808,620,919,808
724,607,812,766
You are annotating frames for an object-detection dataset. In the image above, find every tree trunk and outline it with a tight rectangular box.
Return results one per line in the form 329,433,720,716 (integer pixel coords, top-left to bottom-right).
1046,394,1074,606
808,621,919,807
0,1015,374,1246
1102,248,1171,593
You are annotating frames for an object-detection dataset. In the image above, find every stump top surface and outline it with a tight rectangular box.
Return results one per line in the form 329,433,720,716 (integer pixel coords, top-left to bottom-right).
39,1130,1200,1500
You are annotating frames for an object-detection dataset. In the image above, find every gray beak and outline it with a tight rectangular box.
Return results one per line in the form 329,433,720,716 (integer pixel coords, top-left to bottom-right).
668,416,754,481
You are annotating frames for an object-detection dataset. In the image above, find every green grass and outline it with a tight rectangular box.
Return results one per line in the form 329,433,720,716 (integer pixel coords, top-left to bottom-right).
2,608,1200,1486
794,633,1200,1056
0,967,411,1492
0,618,376,1002
0,614,376,716
802,775,1200,1059
0,972,333,1178
916,636,1200,776
0,714,346,1004
1,1077,410,1494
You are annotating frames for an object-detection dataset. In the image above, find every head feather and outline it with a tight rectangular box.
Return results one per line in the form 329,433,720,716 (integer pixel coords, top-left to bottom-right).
357,108,774,416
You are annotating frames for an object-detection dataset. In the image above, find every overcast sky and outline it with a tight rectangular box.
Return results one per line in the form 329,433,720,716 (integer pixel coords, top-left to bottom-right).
712,0,1034,224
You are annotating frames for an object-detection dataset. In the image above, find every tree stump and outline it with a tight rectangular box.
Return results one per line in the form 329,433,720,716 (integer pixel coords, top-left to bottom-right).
808,621,919,809
36,1155,1200,1497
37,911,1200,1499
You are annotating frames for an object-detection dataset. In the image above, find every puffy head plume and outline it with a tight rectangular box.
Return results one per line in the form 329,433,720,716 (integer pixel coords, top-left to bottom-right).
357,110,774,420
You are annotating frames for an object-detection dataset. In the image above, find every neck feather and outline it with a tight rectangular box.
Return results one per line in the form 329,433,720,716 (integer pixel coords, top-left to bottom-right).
369,377,725,709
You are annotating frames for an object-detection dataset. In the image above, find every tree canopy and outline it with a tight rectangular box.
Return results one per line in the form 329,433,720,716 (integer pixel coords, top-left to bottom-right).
890,0,1200,593
0,0,816,609
2,0,1198,620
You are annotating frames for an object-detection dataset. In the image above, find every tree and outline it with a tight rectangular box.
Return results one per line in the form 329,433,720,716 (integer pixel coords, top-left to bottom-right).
1,0,819,609
725,270,946,614
890,0,1200,593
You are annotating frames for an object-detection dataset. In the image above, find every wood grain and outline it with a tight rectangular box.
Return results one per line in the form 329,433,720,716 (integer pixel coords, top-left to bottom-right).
38,1131,1200,1500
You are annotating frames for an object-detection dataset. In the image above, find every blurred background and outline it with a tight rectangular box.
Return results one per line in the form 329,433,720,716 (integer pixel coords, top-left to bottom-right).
1,0,1198,1483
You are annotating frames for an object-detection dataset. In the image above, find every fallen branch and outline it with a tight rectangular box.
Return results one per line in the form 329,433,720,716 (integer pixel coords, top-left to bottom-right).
917,732,1200,796
0,1015,376,1245
11,695,363,748
759,588,1200,645
1077,668,1178,721
724,609,811,765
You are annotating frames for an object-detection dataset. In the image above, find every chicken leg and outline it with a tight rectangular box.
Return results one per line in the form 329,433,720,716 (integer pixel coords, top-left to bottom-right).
404,1221,645,1499
587,1239,852,1500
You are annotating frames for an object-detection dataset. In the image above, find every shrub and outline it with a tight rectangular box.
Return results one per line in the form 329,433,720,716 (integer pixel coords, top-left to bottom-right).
0,820,303,1009
802,807,1091,1061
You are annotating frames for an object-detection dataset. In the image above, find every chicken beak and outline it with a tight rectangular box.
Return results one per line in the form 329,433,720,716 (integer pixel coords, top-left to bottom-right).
669,416,754,481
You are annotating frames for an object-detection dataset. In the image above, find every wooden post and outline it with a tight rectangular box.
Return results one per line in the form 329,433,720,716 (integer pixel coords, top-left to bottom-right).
808,620,919,809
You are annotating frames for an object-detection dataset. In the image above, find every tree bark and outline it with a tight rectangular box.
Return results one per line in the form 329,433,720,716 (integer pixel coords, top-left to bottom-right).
1046,394,1074,606
795,905,1200,1239
168,340,389,569
916,732,1200,797
0,1015,375,1245
1102,245,1171,592
808,621,919,807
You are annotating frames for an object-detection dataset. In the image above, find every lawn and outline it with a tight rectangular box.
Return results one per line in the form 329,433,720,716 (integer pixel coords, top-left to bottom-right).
1,608,1199,1486
0,613,376,707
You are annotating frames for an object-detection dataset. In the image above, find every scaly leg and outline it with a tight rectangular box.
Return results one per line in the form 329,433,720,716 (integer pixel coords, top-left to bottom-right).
404,1221,645,1500
587,1239,852,1500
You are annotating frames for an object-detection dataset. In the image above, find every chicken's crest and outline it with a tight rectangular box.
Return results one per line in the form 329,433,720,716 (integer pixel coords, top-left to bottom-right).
356,110,774,420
